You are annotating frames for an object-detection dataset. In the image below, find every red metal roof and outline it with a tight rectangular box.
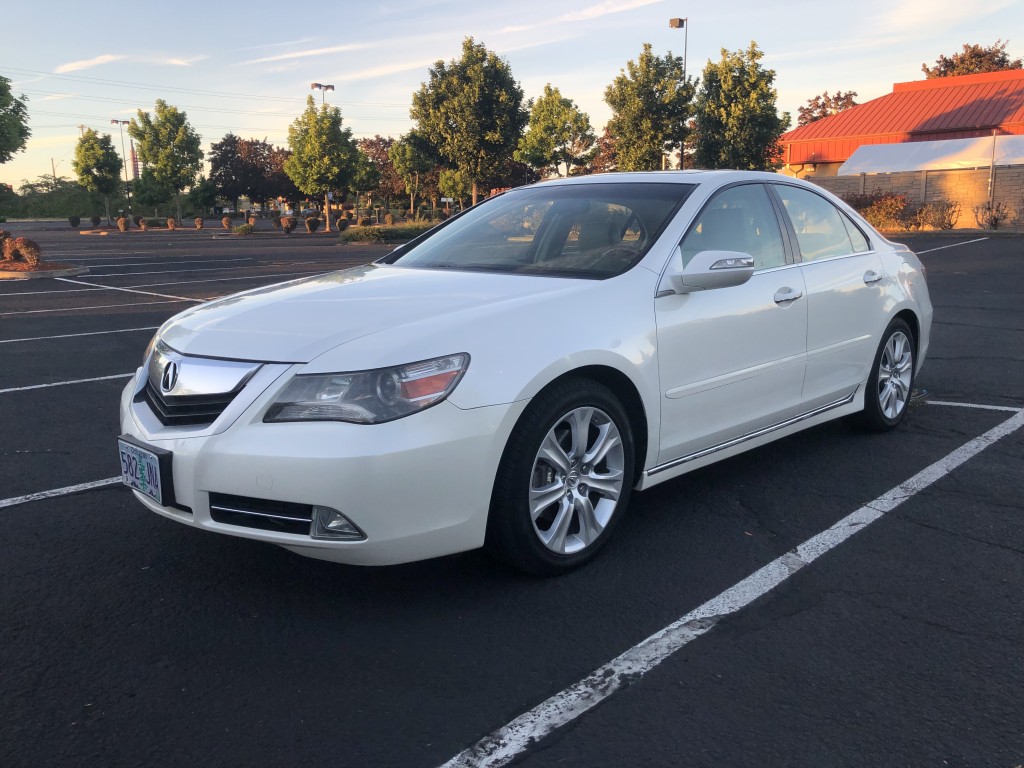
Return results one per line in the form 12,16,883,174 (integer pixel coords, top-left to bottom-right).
782,69,1024,165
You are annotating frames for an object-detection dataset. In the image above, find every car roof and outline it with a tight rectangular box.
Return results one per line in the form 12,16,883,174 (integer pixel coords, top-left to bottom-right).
527,170,794,188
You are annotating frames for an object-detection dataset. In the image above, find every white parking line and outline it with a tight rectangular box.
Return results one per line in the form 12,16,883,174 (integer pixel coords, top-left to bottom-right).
0,327,158,344
0,477,121,510
0,286,107,297
78,258,251,269
129,269,327,289
0,300,185,316
80,265,275,278
927,399,1022,413
55,277,202,303
439,407,1024,768
0,373,133,394
915,237,989,254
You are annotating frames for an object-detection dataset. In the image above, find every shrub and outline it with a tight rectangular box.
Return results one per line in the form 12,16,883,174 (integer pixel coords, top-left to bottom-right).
221,216,232,230
843,192,908,230
233,224,255,236
271,216,282,230
336,217,349,231
357,216,372,226
339,222,435,244
914,200,960,230
3,236,42,266
248,216,257,227
69,215,81,227
383,213,395,226
166,217,177,231
281,217,297,234
0,229,10,242
194,217,204,230
139,217,148,231
90,215,101,227
132,215,143,226
117,217,128,232
974,200,1011,230
305,216,321,233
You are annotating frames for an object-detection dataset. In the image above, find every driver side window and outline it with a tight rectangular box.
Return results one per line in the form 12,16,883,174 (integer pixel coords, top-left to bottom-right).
680,184,787,271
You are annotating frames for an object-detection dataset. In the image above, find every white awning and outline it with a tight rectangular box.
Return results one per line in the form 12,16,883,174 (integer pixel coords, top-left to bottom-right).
838,134,1024,175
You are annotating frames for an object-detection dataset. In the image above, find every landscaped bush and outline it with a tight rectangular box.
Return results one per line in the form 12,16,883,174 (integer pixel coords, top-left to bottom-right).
90,215,101,227
2,236,42,266
248,216,257,227
139,217,148,231
117,217,128,232
357,216,372,226
914,200,960,230
280,217,296,234
271,215,282,230
166,217,177,231
974,200,1011,230
843,192,908,230
305,216,320,233
68,215,81,227
338,222,436,244
383,213,395,226
233,223,255,236
132,215,143,227
336,218,349,231
194,217,204,230
221,216,232,230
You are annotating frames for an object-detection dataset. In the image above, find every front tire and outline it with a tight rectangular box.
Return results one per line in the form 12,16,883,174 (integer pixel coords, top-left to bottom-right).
486,378,635,576
861,318,915,432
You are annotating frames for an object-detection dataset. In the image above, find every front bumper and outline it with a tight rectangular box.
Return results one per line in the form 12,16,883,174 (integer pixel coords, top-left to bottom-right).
120,369,527,565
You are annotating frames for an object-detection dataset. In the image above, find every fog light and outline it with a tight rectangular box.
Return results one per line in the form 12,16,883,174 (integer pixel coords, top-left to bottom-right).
310,506,366,540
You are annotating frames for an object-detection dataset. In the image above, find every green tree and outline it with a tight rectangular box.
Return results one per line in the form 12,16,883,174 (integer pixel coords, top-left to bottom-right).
132,169,174,217
797,90,859,127
128,100,204,220
389,131,437,216
438,167,473,209
284,95,360,232
187,175,218,215
693,42,791,171
923,39,1023,78
411,37,528,205
350,150,381,212
72,129,123,224
0,75,31,165
604,43,696,171
359,135,405,209
515,84,595,177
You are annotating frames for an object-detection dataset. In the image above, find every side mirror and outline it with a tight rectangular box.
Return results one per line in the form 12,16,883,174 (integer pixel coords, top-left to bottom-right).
669,249,755,294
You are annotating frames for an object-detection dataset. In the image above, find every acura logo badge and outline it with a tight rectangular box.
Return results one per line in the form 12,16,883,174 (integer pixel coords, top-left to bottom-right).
161,361,179,394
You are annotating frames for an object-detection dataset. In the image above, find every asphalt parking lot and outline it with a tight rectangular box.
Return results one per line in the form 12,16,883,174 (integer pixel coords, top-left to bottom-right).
1,228,1021,767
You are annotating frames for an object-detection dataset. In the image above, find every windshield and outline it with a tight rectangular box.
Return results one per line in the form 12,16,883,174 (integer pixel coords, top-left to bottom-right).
385,182,695,279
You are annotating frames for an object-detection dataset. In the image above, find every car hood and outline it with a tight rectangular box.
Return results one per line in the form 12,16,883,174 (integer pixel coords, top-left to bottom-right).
159,264,583,363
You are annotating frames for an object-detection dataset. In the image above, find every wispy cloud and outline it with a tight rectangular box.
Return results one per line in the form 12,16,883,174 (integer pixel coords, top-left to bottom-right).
333,58,439,83
237,38,314,51
55,54,126,73
881,0,1016,31
154,55,207,67
500,0,662,34
240,43,377,66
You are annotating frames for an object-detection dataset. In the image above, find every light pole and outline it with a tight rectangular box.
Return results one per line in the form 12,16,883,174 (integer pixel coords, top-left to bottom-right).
310,82,335,105
669,18,690,170
309,83,336,231
111,119,132,221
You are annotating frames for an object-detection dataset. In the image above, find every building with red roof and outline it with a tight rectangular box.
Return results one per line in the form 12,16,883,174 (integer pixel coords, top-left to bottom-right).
780,69,1024,178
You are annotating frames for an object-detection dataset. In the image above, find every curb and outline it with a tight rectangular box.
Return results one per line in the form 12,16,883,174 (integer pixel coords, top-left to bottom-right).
0,266,91,281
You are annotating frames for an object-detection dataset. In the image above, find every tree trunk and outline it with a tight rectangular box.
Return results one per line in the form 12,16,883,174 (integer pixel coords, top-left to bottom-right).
104,197,111,226
472,180,478,207
324,192,331,232
176,196,183,222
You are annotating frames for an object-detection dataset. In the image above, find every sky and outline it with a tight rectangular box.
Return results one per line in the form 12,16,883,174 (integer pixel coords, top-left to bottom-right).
2,0,1022,187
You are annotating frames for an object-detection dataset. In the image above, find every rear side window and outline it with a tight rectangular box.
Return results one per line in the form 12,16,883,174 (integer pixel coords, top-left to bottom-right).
840,210,870,252
773,185,856,262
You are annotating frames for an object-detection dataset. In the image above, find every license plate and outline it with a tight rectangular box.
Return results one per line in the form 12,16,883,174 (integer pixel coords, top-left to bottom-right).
118,436,173,507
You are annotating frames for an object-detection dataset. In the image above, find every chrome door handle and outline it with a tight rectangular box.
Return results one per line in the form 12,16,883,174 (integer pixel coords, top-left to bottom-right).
864,270,884,284
774,287,803,305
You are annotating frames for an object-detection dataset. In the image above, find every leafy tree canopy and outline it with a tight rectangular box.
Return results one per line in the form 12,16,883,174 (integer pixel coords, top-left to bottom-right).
73,129,122,197
604,43,696,171
0,75,30,165
515,84,595,177
923,39,1023,78
208,133,290,206
693,42,791,171
132,169,175,213
411,37,528,204
128,100,204,196
797,90,859,127
389,131,439,214
359,135,405,203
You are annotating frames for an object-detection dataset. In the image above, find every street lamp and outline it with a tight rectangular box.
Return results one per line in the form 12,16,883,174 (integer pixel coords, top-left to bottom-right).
310,82,335,104
111,119,132,221
669,18,690,170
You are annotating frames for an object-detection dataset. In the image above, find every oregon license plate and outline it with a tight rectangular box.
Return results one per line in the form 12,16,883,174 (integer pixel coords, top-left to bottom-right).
117,436,172,506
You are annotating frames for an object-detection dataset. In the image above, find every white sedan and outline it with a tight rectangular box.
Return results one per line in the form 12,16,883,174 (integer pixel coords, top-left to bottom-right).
119,171,932,575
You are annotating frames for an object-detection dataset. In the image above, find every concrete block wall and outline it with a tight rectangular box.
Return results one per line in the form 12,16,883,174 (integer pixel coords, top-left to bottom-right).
810,166,1024,230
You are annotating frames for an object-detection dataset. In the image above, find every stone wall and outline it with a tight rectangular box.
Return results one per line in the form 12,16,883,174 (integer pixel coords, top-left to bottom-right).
809,166,1024,230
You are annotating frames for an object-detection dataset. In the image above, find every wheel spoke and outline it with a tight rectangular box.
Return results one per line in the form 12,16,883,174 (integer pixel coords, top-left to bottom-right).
529,481,565,521
538,432,571,474
569,408,593,463
540,497,573,552
574,494,602,546
583,422,621,467
583,468,623,500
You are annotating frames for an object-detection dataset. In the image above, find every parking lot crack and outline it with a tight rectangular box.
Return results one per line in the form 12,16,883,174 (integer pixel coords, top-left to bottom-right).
895,515,1024,556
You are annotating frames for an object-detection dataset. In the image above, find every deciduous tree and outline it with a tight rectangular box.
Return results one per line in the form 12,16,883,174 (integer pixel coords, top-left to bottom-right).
411,37,528,205
389,131,437,216
923,39,1023,78
692,42,790,171
604,44,695,171
358,136,404,208
0,75,30,165
797,90,859,127
284,95,360,232
515,84,595,177
72,129,123,224
128,100,204,220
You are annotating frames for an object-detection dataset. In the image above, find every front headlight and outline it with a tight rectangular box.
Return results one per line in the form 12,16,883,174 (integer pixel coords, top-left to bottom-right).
264,353,470,424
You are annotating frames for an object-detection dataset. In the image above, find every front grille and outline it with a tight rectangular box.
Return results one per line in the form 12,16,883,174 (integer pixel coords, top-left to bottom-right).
208,493,313,536
136,380,238,427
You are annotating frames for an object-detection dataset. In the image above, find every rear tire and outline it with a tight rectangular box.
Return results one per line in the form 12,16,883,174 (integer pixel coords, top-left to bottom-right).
486,378,635,576
861,318,915,432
